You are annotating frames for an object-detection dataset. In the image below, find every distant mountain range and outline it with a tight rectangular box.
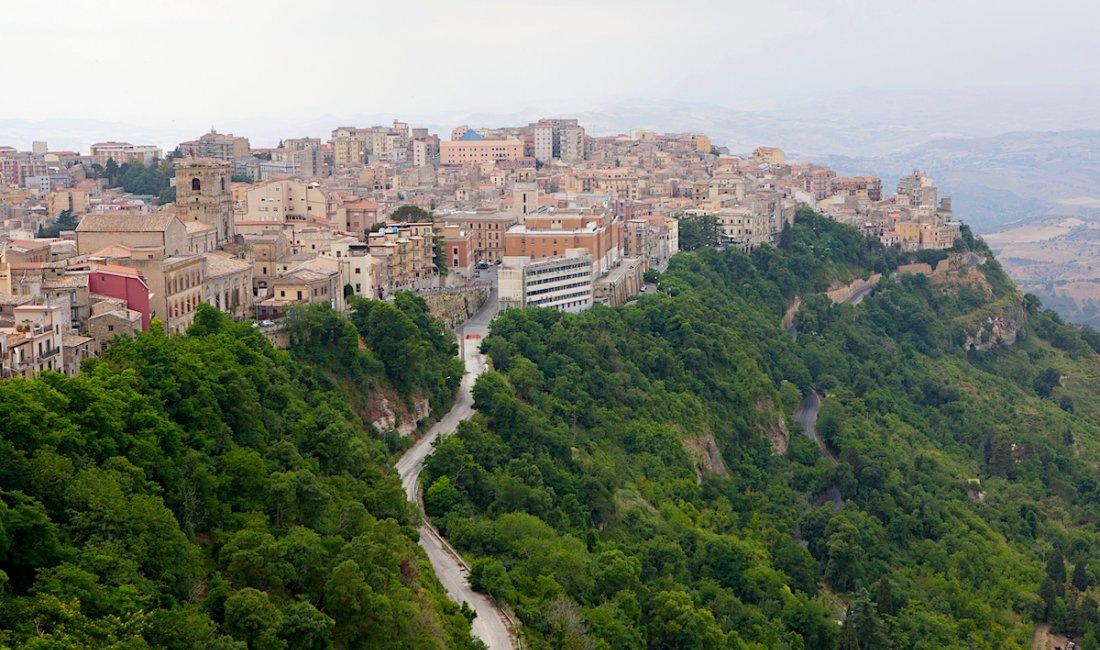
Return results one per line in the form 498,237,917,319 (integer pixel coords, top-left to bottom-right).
4,85,1098,232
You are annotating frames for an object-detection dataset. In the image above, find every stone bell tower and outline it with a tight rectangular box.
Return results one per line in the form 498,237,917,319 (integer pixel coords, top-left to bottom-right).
175,157,234,246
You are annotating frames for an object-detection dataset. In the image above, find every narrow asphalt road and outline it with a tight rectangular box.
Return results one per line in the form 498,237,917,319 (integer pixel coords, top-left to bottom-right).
394,290,516,650
847,284,874,306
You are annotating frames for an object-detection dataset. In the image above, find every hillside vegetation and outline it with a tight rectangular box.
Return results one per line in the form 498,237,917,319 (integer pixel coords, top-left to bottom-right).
423,210,1100,649
0,298,477,649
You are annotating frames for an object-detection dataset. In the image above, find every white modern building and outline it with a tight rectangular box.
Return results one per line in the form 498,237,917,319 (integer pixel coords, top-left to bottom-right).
499,248,594,313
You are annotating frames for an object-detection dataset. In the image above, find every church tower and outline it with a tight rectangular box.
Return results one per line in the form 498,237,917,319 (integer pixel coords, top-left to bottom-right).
175,157,234,246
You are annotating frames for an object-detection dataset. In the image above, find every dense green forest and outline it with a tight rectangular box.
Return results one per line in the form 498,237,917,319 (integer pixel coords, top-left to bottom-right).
421,210,1100,649
9,208,1100,649
0,296,477,649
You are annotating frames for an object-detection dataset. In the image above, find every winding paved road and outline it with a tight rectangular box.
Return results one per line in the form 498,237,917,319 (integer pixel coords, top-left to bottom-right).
394,291,517,650
788,279,874,510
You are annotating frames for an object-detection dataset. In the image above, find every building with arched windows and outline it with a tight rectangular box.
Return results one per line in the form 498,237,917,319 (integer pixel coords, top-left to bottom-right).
175,157,235,246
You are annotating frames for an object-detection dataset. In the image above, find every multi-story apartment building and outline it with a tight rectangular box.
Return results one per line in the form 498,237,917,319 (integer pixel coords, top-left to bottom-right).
89,142,161,167
240,231,291,299
533,119,587,163
624,218,656,264
48,188,90,218
2,303,65,377
87,263,152,330
499,248,594,312
716,207,770,250
330,133,367,167
801,167,837,201
503,208,623,275
240,179,333,224
367,222,436,290
343,199,383,235
179,130,250,161
283,137,321,151
411,128,440,167
439,211,518,264
440,224,474,280
440,130,524,166
896,170,939,209
833,176,883,202
257,148,320,180
318,239,383,300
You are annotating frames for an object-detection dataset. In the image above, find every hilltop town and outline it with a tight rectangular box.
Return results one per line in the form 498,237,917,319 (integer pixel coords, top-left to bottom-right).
0,119,960,378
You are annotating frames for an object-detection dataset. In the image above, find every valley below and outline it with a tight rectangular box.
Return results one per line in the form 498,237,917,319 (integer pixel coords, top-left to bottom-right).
983,217,1100,328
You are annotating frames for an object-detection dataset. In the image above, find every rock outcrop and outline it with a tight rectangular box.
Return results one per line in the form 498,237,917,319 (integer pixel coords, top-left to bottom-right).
963,310,1024,351
683,432,729,480
369,392,432,436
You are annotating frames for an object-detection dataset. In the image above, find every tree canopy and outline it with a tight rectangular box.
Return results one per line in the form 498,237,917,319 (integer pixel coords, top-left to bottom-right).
0,303,477,648
422,211,1100,649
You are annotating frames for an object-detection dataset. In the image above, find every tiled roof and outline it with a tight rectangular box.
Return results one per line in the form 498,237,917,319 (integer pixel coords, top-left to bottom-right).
76,213,179,233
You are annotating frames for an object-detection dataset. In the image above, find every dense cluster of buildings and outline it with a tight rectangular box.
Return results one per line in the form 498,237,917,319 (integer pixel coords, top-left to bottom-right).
0,116,959,377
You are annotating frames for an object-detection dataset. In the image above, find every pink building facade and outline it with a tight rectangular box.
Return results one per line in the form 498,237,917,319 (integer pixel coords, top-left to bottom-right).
88,264,152,330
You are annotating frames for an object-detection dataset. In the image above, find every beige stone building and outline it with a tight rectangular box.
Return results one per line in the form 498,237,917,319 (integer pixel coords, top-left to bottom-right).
75,213,189,256
62,334,94,377
2,303,66,377
179,130,250,161
343,199,383,235
594,257,643,307
751,146,786,165
367,222,436,290
87,298,143,353
440,133,524,166
240,231,291,299
203,253,253,321
240,180,334,225
439,211,517,264
87,246,205,336
48,189,90,218
255,265,343,321
175,158,235,246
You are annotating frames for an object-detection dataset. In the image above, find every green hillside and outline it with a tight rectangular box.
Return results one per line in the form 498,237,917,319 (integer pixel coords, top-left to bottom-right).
423,210,1100,649
0,298,476,650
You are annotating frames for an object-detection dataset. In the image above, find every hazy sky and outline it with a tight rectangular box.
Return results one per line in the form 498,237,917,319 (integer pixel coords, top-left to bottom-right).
2,0,1098,124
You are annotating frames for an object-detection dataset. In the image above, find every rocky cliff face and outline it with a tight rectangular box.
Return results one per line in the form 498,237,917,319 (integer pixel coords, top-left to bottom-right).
369,391,432,436
764,411,790,456
683,431,729,481
963,309,1025,351
422,287,489,329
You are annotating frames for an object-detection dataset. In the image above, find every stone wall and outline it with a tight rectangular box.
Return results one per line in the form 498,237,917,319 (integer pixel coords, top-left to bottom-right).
898,253,972,278
896,262,934,276
421,286,489,329
826,273,882,304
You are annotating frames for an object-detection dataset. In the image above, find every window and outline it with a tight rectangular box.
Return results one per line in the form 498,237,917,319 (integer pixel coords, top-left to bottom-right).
191,177,201,191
